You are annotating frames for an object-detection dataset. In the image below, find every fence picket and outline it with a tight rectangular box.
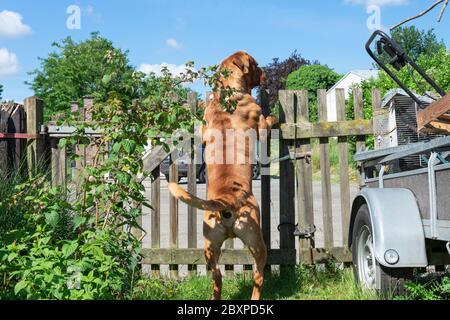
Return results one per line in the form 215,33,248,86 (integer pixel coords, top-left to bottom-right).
169,154,179,278
260,89,272,274
336,89,351,249
318,89,334,249
295,90,315,264
278,90,296,274
151,165,161,276
187,92,198,276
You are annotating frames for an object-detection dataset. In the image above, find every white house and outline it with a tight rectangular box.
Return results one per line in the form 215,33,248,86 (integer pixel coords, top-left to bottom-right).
326,70,379,122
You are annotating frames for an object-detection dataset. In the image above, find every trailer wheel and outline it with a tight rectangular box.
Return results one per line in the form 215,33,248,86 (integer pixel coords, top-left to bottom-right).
352,204,414,298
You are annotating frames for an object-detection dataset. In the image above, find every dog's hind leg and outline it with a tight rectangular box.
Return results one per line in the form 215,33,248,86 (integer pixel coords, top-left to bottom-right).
247,230,267,300
233,206,267,300
203,216,227,300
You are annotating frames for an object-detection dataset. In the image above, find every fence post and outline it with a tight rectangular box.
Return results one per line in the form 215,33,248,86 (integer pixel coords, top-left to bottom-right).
372,88,383,146
318,89,334,250
169,153,179,279
187,92,198,277
336,89,351,250
278,90,296,275
51,138,66,187
151,165,161,277
24,97,45,176
295,90,315,265
260,89,272,275
353,88,366,188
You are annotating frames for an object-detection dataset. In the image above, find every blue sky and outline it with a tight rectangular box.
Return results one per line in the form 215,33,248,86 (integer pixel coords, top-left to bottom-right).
0,0,449,101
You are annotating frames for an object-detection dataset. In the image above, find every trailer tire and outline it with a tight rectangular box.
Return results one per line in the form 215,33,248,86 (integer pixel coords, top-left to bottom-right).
352,204,414,298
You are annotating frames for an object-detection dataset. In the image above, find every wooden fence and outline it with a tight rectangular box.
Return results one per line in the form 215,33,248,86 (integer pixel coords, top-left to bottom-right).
0,97,46,176
2,88,379,278
138,88,377,277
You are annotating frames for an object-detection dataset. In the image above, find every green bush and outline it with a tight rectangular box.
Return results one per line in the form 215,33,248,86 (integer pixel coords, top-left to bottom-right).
285,65,341,122
397,276,450,300
0,173,140,300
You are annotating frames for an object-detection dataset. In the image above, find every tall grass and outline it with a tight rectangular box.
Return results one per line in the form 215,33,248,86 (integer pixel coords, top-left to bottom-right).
133,265,378,300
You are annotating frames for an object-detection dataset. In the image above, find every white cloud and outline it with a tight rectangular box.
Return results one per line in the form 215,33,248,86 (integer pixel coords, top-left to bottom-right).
139,63,194,77
344,0,409,6
0,48,19,77
166,38,183,50
0,10,32,38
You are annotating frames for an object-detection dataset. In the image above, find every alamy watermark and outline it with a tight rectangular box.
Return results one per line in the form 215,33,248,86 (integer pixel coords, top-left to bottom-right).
66,5,81,30
166,126,279,177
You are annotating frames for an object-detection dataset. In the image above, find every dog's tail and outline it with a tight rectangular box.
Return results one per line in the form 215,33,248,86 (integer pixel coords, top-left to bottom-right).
168,183,232,211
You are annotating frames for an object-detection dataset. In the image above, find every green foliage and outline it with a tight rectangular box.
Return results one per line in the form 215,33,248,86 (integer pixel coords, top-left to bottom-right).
27,32,140,120
346,81,376,165
285,65,341,121
346,47,449,165
398,276,450,300
0,171,139,299
2,42,233,299
374,47,450,97
133,265,378,300
376,27,445,64
0,84,3,100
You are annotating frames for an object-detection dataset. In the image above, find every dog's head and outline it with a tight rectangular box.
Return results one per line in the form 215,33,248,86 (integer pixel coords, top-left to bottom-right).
219,51,265,93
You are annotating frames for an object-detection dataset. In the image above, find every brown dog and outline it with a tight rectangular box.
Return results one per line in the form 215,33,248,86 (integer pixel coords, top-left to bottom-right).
168,51,277,300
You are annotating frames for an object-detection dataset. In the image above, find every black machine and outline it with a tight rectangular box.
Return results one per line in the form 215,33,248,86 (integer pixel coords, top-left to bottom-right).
365,30,446,106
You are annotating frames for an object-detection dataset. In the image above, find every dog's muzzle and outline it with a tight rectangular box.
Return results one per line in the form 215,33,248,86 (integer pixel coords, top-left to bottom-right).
221,211,233,219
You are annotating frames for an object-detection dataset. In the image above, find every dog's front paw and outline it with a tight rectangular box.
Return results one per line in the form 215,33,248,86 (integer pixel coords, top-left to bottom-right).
266,115,279,128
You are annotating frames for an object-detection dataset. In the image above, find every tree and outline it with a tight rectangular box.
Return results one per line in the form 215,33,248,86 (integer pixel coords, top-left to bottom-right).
259,51,311,108
346,47,449,164
0,84,3,101
27,32,140,119
285,65,341,121
376,26,445,65
375,47,449,96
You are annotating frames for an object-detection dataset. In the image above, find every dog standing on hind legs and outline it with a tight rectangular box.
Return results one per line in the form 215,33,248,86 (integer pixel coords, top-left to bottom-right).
168,51,278,300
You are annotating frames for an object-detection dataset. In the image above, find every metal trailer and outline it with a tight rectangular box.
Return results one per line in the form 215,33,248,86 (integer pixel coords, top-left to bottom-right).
347,29,450,296
349,136,450,295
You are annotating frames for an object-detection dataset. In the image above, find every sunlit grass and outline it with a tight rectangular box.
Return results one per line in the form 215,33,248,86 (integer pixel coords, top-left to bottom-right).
133,265,378,300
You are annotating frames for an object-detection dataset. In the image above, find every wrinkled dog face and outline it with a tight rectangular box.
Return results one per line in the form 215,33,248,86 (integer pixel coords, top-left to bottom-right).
219,51,265,93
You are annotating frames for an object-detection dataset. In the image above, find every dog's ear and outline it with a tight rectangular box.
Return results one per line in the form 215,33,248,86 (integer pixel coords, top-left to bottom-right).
232,54,250,74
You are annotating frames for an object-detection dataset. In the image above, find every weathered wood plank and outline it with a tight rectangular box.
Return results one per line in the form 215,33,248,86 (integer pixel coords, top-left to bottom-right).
244,264,253,280
336,89,351,248
141,249,297,265
417,92,450,130
51,139,66,187
142,130,193,174
278,90,297,272
169,154,179,278
151,165,161,276
295,90,315,264
318,90,333,249
353,87,367,188
187,92,198,276
280,119,373,139
0,103,25,174
299,247,352,264
260,88,272,274
24,97,45,176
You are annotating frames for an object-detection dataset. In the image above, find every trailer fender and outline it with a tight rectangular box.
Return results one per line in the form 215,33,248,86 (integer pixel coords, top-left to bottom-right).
349,188,428,268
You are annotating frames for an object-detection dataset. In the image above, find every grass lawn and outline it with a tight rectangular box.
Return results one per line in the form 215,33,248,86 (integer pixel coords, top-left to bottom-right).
133,265,378,300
